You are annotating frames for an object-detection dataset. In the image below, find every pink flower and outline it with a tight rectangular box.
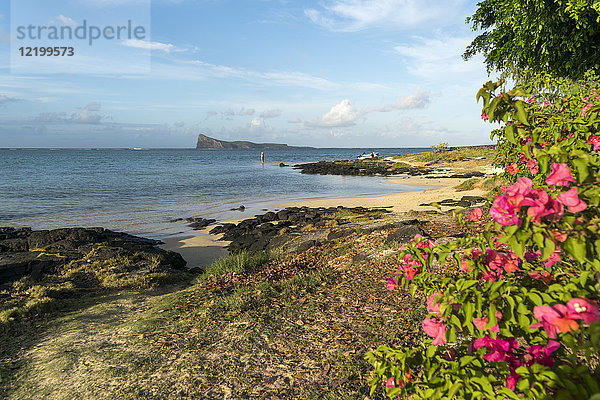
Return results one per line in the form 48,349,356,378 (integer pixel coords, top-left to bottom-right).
582,102,594,117
485,249,520,274
551,230,568,242
519,152,528,163
528,271,555,283
468,207,483,222
505,373,520,391
566,298,600,324
544,250,561,269
524,340,560,368
460,258,473,273
527,159,539,174
506,163,519,175
387,278,397,291
481,112,489,121
556,188,587,213
546,163,576,187
490,195,521,226
531,305,579,338
473,335,518,362
521,189,564,224
587,134,600,150
504,177,533,207
386,377,396,388
473,310,502,332
427,292,443,316
404,267,418,281
422,318,447,345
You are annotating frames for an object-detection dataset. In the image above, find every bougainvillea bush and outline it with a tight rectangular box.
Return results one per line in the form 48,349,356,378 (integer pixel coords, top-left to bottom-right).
366,77,600,399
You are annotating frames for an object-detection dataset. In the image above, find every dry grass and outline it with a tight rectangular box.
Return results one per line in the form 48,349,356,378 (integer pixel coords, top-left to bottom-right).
393,146,495,171
0,224,440,400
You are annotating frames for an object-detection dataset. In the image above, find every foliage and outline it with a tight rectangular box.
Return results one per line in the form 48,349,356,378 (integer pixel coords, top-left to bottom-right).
464,0,600,80
454,178,481,192
431,142,450,153
199,250,271,280
366,77,600,399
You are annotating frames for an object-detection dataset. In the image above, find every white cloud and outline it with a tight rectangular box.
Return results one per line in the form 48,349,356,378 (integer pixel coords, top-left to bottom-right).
122,39,176,53
57,14,79,27
250,116,266,129
371,87,430,112
77,102,103,123
260,109,282,119
393,36,486,81
306,99,360,128
147,59,344,90
305,0,468,32
297,89,430,129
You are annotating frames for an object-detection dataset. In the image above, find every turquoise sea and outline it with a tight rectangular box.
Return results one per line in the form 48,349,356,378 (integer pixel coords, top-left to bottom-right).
0,148,429,239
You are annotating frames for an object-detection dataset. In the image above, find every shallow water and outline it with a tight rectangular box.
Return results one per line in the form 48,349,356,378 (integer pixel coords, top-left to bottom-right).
0,147,428,238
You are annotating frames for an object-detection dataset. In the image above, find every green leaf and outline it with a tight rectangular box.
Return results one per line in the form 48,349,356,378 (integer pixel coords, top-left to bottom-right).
571,156,590,183
528,292,543,306
514,100,529,126
426,345,437,358
541,236,556,261
447,381,463,398
564,236,587,263
504,125,517,144
463,302,474,324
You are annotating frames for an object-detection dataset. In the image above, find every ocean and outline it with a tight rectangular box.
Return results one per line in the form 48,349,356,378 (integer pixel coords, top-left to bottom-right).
0,148,429,239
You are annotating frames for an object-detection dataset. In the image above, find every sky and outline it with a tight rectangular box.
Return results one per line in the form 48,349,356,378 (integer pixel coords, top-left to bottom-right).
0,0,499,148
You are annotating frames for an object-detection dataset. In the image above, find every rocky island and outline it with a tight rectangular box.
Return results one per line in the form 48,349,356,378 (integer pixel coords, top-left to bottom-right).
196,133,310,149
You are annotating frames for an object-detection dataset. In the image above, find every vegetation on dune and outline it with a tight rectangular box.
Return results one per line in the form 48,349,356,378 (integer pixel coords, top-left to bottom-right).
393,146,496,171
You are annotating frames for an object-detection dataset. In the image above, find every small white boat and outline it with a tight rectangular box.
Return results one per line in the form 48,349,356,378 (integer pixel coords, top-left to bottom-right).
357,152,379,160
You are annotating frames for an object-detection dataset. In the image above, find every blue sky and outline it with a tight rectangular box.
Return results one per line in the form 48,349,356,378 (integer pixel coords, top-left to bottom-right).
0,0,498,148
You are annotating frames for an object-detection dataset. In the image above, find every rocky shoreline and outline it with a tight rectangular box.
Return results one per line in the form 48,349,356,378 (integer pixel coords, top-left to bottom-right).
293,158,486,179
0,227,186,286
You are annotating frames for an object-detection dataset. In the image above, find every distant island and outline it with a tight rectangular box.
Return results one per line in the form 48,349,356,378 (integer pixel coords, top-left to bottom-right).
196,134,310,149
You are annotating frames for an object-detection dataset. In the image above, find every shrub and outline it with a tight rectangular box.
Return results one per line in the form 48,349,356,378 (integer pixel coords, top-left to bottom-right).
367,76,600,399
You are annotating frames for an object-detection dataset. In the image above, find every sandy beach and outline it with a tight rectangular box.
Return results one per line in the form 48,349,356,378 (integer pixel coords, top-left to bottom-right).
281,174,486,213
161,174,486,269
159,231,229,270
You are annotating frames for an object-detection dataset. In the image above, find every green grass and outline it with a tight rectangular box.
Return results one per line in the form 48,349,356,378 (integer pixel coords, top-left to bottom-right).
454,177,482,192
393,146,496,170
199,249,271,279
0,252,192,326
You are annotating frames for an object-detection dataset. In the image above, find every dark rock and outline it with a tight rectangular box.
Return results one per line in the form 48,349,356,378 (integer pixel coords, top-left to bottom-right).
279,163,288,167
0,227,186,285
214,206,392,253
295,240,317,253
461,195,486,205
293,159,433,177
231,205,246,212
209,223,236,235
327,229,355,241
262,212,277,222
385,225,425,245
187,218,217,230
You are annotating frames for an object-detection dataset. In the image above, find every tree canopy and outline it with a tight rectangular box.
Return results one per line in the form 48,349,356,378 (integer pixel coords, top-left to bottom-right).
464,0,600,80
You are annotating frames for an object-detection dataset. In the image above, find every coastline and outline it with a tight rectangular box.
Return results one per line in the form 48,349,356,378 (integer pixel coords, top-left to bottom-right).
160,173,487,269
279,175,486,213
